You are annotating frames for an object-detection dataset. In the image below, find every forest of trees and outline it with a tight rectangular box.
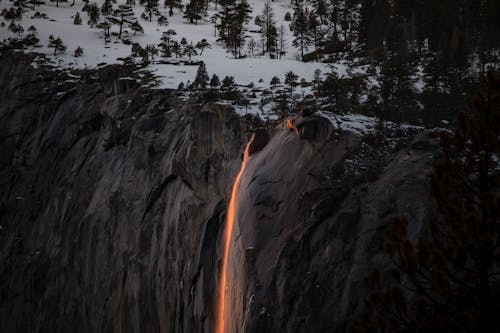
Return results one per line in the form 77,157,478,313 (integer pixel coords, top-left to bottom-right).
2,0,499,124
350,70,500,333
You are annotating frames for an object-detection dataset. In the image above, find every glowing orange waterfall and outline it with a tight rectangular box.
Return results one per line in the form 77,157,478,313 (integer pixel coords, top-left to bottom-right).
215,135,255,333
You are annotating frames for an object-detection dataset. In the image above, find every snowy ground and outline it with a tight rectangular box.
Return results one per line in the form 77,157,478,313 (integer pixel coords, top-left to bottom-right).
0,0,333,89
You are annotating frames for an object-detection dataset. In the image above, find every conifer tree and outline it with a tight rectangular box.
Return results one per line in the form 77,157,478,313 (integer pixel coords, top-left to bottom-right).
110,5,136,39
145,0,159,22
291,0,310,61
96,20,111,42
184,0,203,24
101,0,113,17
171,41,181,57
195,38,210,55
8,22,23,36
192,62,209,89
184,43,197,60
222,75,235,90
74,11,82,25
277,24,286,59
351,71,500,333
261,1,277,58
157,14,168,26
210,74,220,88
48,36,67,55
86,3,100,28
74,46,83,57
164,0,182,16
285,70,298,97
130,21,144,35
226,0,252,58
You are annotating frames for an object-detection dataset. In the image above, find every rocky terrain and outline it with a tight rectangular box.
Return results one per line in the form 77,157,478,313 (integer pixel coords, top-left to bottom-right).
0,51,440,332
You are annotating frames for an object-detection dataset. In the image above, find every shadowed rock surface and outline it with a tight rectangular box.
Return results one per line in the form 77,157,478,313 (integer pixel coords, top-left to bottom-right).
0,51,439,333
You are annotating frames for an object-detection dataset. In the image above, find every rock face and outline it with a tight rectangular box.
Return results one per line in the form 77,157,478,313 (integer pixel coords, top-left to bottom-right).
0,52,439,333
0,52,247,333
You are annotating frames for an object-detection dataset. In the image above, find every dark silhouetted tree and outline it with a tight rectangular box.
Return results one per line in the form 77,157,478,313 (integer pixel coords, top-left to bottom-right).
351,71,500,333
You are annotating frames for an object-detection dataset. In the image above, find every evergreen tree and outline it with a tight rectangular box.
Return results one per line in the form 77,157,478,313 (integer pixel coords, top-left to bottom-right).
74,46,83,57
192,62,209,89
222,75,235,90
130,21,144,35
8,22,23,36
270,76,281,86
157,14,168,26
226,0,252,58
74,11,82,25
351,71,500,333
285,70,298,97
164,0,182,16
145,0,159,22
261,1,277,58
101,0,113,17
159,29,176,57
308,12,320,58
109,5,136,39
277,24,287,59
171,41,181,57
48,36,67,55
86,3,100,28
210,74,220,88
291,0,310,61
195,38,210,55
184,43,197,60
184,0,203,24
96,20,111,42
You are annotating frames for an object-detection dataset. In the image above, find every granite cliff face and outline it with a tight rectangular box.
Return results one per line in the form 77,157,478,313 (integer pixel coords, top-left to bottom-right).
0,52,439,333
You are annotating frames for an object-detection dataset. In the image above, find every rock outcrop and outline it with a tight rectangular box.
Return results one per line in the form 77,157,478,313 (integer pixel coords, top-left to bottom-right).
0,51,439,333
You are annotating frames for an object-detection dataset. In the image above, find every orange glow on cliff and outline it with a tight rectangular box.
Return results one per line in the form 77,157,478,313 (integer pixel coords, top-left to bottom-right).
215,135,255,333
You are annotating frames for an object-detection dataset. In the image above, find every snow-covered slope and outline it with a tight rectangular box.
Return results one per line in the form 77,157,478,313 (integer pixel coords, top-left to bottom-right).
0,0,331,89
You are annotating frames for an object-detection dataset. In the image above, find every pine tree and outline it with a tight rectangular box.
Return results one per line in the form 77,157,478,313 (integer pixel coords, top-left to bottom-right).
210,74,220,88
291,0,310,61
222,75,235,90
184,0,203,24
277,24,287,59
164,0,182,16
171,41,181,57
86,3,100,28
311,0,327,24
157,14,168,26
145,0,159,22
192,62,209,89
184,43,197,60
195,38,210,55
109,5,136,39
48,36,67,56
270,76,281,86
101,0,113,17
8,22,23,36
285,70,298,97
159,29,176,57
74,46,83,57
261,1,277,58
130,21,144,35
96,20,111,42
226,0,252,58
308,12,320,57
74,11,82,25
313,68,322,93
351,71,500,333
